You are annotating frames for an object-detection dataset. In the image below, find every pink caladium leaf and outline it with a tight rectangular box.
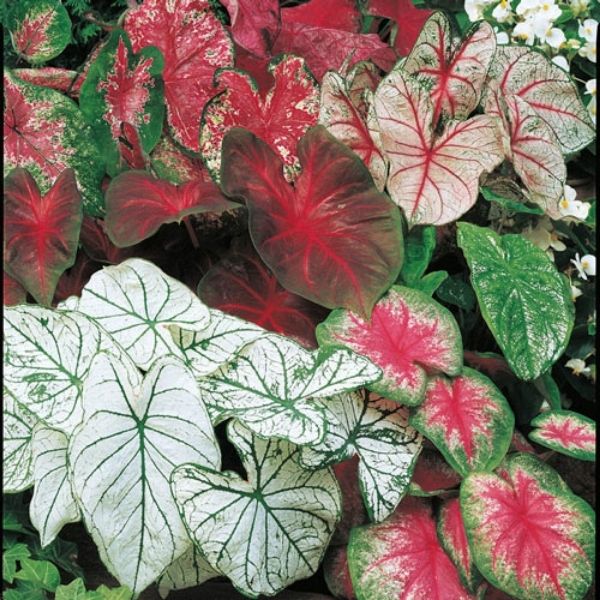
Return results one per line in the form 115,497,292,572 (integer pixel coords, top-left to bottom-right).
281,0,362,32
220,126,403,316
409,367,514,476
150,134,206,184
104,170,240,247
403,12,496,123
348,497,475,599
409,448,462,496
529,410,596,461
4,273,27,306
461,453,596,600
234,46,274,95
323,545,356,600
4,168,83,306
510,429,536,454
332,456,367,544
11,68,78,95
200,55,319,182
374,68,504,225
483,45,595,154
123,0,234,152
317,286,462,405
117,122,148,171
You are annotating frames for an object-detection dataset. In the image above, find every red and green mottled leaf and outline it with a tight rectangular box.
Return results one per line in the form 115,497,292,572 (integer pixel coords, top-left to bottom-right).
221,126,403,316
529,410,596,461
9,0,71,64
123,0,233,152
200,55,319,182
150,134,206,184
281,0,361,32
348,497,475,599
461,453,596,600
324,545,356,600
79,30,165,177
332,456,367,544
317,286,462,405
483,46,595,154
409,448,462,496
403,12,496,123
11,68,78,95
374,68,504,225
4,273,27,306
510,429,536,454
409,368,514,476
4,70,104,215
4,168,83,306
104,170,239,247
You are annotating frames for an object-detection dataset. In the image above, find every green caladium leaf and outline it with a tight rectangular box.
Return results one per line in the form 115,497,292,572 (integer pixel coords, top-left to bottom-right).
299,389,422,522
399,225,437,286
196,333,382,445
77,258,210,370
68,353,220,595
171,420,342,599
13,558,60,592
30,425,80,547
457,222,574,381
157,547,217,598
3,543,31,584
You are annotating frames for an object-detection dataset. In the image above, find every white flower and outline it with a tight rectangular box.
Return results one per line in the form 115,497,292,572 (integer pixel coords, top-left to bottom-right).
585,78,596,96
566,38,582,50
579,40,597,62
559,185,591,220
533,15,566,47
571,253,596,279
516,0,542,16
588,96,596,123
551,55,570,71
569,0,590,17
571,284,583,301
565,358,591,376
466,0,494,21
496,29,510,44
513,19,536,44
493,0,515,23
522,216,567,256
579,18,598,42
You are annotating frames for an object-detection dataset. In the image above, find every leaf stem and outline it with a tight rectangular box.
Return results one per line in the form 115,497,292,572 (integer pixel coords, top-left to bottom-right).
183,217,200,249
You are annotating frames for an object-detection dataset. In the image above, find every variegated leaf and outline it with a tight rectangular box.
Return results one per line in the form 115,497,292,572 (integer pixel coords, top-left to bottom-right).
323,545,356,600
158,546,218,598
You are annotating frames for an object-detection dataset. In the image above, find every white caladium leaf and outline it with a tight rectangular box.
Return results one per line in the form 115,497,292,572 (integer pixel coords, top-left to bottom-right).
374,68,504,225
196,333,382,445
171,419,342,598
158,546,218,599
77,258,210,370
30,425,80,547
68,353,220,594
300,390,422,522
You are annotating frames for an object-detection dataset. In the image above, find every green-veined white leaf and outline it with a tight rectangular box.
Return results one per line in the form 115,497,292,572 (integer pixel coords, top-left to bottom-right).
68,353,220,594
300,390,422,522
172,420,342,599
157,546,217,598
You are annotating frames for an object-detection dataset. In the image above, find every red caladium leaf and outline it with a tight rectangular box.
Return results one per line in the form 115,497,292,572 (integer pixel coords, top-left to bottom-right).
105,171,240,247
150,134,206,184
79,216,136,265
200,55,319,182
221,126,403,316
117,122,148,170
409,367,514,476
4,168,83,306
461,453,595,600
11,68,78,95
529,410,596,461
483,46,595,154
317,286,462,405
374,68,504,225
348,497,475,599
4,70,104,215
409,448,462,496
234,46,275,94
323,545,356,600
4,273,27,306
52,251,101,305
198,244,328,348
281,0,361,32
123,0,234,152
403,12,496,123
510,429,536,454
331,456,367,544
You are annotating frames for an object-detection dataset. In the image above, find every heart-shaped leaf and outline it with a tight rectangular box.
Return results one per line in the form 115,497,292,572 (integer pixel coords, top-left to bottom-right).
4,273,27,306
171,419,342,598
300,390,422,522
457,222,574,381
374,68,504,225
323,545,356,600
529,410,595,461
4,70,104,215
196,333,381,445
123,0,234,152
69,353,220,594
4,168,83,306
10,67,79,95
317,286,462,406
149,135,206,185
221,126,403,316
77,258,210,370
347,497,475,599
409,368,514,477
281,0,361,32
158,547,217,599
408,448,462,496
460,453,596,600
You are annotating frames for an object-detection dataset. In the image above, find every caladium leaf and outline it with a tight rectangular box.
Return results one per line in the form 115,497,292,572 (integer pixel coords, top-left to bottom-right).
408,448,462,496
348,497,475,599
200,56,319,182
4,272,27,306
300,390,422,522
483,46,595,154
158,547,217,598
529,410,596,461
104,170,240,247
317,286,462,406
69,353,220,595
403,13,496,123
374,68,504,225
79,30,165,176
8,0,71,64
4,168,83,306
196,333,381,444
77,258,210,370
221,126,403,316
123,0,234,152
409,368,514,477
150,134,206,184
323,545,356,600
331,457,367,544
11,68,78,95
281,0,361,32
79,216,137,265
52,252,100,305
171,419,342,598
30,425,80,547
460,453,596,600
3,70,104,215
457,222,574,381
